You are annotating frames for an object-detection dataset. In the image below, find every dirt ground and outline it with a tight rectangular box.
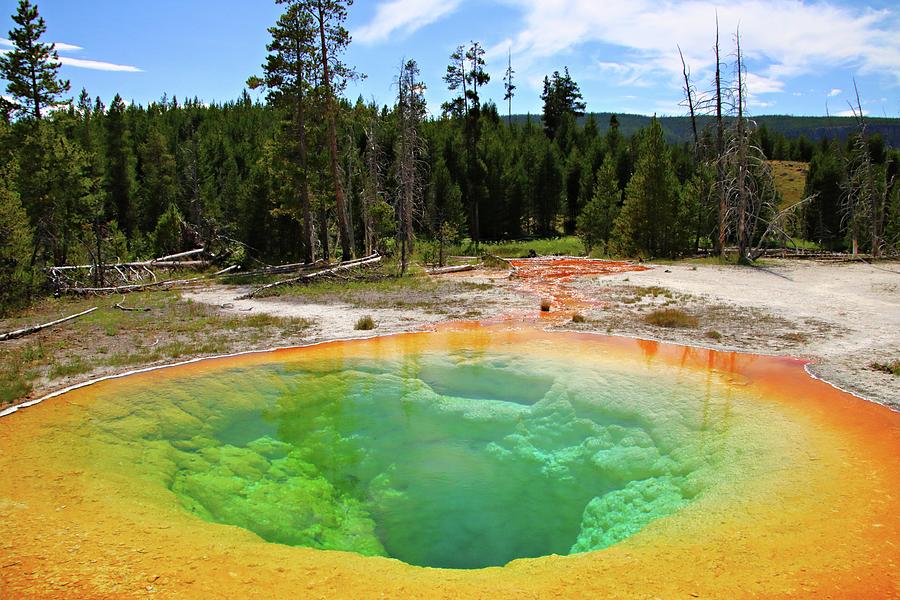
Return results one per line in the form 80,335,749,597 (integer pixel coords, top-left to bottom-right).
3,257,897,413
182,258,900,411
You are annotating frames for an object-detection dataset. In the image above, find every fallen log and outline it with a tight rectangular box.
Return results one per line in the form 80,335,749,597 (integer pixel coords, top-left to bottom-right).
152,248,207,262
427,264,479,275
240,254,382,299
218,259,326,279
0,307,98,342
115,297,151,312
484,254,512,264
213,265,240,276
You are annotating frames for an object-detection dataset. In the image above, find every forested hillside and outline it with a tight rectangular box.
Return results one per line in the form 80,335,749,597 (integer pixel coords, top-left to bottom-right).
1,0,898,314
509,114,900,148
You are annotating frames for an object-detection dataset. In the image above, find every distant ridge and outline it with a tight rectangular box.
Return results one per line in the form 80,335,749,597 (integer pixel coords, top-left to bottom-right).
507,113,900,146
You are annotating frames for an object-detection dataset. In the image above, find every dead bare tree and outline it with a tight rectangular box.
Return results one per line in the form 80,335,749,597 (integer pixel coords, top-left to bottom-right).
714,17,729,256
679,23,814,262
841,81,889,258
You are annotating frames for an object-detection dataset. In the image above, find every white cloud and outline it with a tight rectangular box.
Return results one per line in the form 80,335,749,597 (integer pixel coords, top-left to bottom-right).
828,88,842,97
58,56,142,73
0,36,141,72
745,72,783,94
52,42,83,52
498,0,900,96
355,0,463,44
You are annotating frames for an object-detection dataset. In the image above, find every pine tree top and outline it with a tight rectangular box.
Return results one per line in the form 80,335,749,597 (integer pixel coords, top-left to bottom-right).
0,0,70,121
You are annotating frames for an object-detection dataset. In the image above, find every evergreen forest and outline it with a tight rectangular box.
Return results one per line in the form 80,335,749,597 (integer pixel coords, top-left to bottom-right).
1,0,898,313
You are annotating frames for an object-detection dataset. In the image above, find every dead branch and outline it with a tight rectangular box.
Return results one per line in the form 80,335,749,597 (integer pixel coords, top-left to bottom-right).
152,248,207,262
49,249,208,271
213,265,240,276
67,275,207,296
0,307,98,342
218,259,326,279
240,254,382,299
114,296,152,312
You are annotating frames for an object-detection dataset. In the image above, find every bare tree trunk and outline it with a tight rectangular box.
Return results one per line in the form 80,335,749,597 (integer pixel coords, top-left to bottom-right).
319,193,330,260
315,0,353,261
714,15,727,257
93,215,105,288
363,123,379,256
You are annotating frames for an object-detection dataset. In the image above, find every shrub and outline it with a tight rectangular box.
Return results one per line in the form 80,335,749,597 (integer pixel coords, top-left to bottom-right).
0,181,34,314
870,360,900,376
540,298,552,312
572,313,586,323
354,315,376,331
705,330,723,341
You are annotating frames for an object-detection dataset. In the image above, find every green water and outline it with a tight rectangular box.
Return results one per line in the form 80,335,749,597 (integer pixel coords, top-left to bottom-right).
95,343,738,569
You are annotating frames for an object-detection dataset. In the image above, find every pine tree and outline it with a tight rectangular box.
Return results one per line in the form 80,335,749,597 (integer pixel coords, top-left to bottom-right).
0,0,70,121
104,94,137,236
137,126,178,232
0,159,33,312
298,0,358,260
441,45,468,118
564,147,584,234
540,67,585,140
532,141,562,236
577,158,620,253
250,1,319,263
612,118,686,257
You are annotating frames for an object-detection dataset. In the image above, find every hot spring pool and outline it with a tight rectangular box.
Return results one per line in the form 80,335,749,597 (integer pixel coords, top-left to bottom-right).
1,325,897,597
166,334,732,568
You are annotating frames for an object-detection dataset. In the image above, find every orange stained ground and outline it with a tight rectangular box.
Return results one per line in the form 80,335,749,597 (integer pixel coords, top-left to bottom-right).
1,261,898,599
508,257,650,315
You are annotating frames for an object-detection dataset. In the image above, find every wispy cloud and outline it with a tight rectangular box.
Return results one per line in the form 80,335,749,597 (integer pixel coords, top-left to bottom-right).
355,0,463,44
0,37,140,72
828,88,842,97
59,56,142,73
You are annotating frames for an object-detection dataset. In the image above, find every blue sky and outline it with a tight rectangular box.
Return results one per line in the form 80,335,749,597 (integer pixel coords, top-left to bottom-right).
1,0,898,117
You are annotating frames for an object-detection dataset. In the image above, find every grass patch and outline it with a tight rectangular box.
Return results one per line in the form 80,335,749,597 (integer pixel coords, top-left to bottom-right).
635,286,672,300
0,290,314,406
644,308,699,329
49,357,91,379
354,315,376,331
870,360,900,376
705,330,723,341
769,160,809,210
450,236,585,258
